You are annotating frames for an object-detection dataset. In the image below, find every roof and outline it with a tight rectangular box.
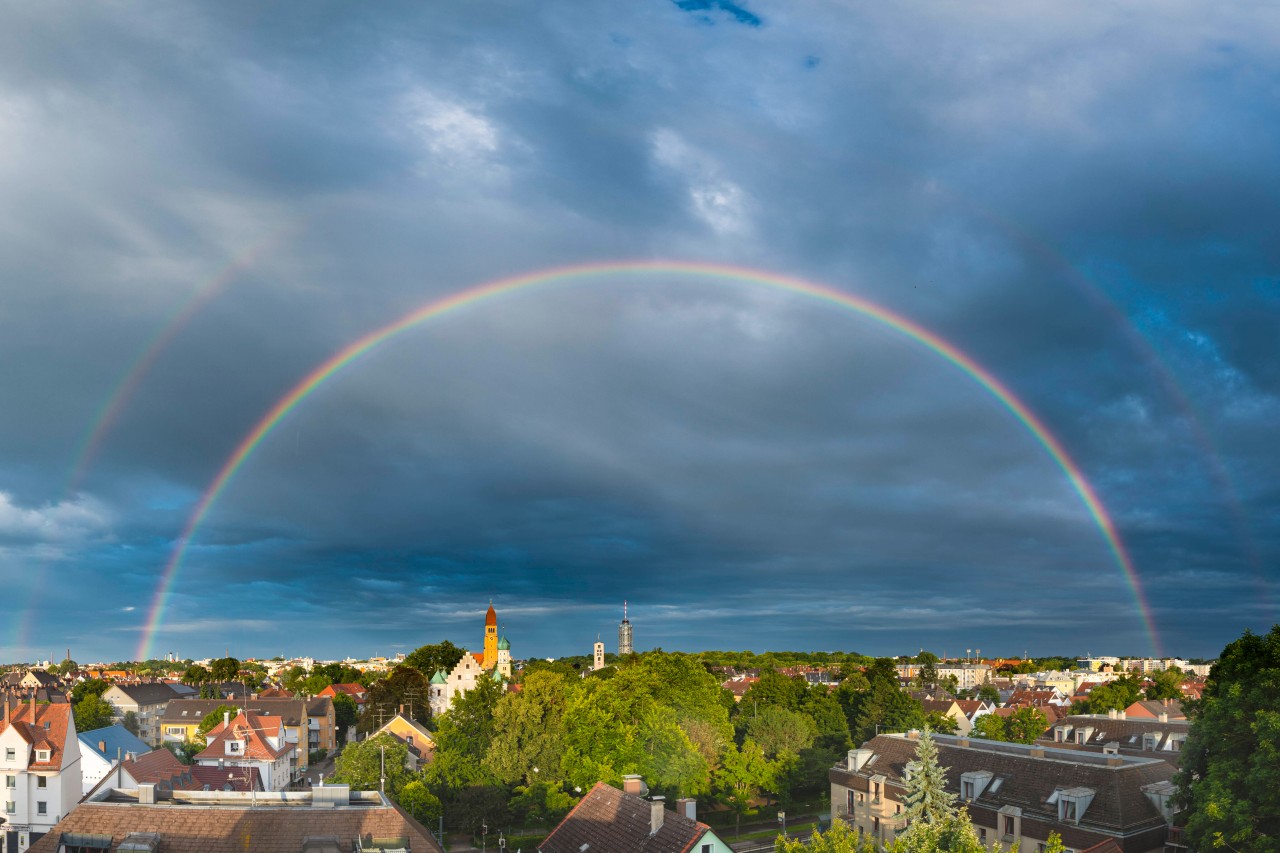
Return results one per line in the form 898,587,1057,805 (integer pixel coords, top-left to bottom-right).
497,635,510,651
162,697,307,727
429,670,447,685
540,782,712,853
27,794,442,853
107,683,182,706
187,764,264,792
319,684,367,700
196,710,294,762
485,602,497,626
79,725,152,762
832,733,1174,840
0,702,73,771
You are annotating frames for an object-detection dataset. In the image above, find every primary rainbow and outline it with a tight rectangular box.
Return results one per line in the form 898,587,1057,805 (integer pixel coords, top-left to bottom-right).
137,261,1161,659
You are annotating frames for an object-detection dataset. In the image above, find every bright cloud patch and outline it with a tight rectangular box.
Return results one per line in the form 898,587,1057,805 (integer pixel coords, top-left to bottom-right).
0,491,111,542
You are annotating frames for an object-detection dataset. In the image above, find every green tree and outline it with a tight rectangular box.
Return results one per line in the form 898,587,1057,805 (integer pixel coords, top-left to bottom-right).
184,664,211,684
74,695,116,731
425,675,505,790
403,641,466,680
714,739,769,838
744,706,817,760
1005,707,1047,744
1173,625,1280,852
917,651,940,690
902,729,957,825
209,657,240,682
740,669,807,711
398,779,443,826
331,734,413,796
1080,675,1142,714
1145,666,1185,701
976,682,1001,704
71,679,110,704
484,670,569,785
971,713,1007,741
508,780,578,826
359,666,431,734
57,658,78,676
924,710,959,735
198,704,240,736
332,693,358,746
838,662,925,744
120,711,139,736
776,819,877,852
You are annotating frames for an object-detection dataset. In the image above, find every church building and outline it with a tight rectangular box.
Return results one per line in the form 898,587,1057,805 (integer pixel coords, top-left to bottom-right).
428,602,513,718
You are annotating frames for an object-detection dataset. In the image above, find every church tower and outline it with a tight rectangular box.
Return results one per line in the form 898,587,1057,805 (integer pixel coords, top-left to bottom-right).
618,600,633,656
496,633,512,679
482,601,499,669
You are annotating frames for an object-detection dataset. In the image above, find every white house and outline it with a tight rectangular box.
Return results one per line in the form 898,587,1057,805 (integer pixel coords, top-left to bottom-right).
0,700,81,853
76,724,152,796
194,709,294,792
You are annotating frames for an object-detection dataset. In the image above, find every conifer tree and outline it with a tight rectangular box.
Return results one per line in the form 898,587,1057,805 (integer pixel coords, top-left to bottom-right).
902,728,957,825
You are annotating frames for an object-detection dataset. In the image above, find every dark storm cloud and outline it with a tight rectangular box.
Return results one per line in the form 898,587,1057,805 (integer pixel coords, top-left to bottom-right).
0,1,1275,662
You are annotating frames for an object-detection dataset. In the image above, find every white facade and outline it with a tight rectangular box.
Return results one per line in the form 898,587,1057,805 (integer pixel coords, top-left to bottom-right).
428,653,483,718
0,714,81,853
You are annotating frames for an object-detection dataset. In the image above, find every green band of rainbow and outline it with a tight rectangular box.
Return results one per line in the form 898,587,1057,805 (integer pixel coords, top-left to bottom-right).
138,261,1160,659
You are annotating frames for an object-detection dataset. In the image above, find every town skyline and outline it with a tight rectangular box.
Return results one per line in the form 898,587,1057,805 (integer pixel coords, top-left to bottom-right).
1,3,1276,663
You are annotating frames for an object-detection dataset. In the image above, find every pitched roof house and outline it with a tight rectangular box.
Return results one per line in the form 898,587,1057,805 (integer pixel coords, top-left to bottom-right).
28,784,443,853
76,724,153,796
540,778,731,853
831,732,1176,852
194,709,296,791
0,700,81,853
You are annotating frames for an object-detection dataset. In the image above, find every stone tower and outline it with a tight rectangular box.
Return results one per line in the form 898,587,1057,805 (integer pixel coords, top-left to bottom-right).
618,600,633,656
593,639,605,671
482,601,499,669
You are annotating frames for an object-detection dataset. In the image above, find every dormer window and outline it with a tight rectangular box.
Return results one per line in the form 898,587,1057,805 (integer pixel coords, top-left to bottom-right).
960,770,993,801
1142,732,1160,751
1057,788,1095,824
36,749,50,762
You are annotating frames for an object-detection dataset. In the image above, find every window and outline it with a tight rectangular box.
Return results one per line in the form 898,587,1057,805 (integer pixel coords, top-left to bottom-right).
4,801,14,814
702,846,712,853
4,776,13,789
962,781,974,800
37,801,46,815
979,827,987,842
36,749,50,761
1003,815,1015,838
3,748,12,760
37,776,47,788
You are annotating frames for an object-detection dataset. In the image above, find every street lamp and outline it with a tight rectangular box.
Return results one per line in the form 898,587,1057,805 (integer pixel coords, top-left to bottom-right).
778,810,786,838
481,820,488,853
498,831,506,850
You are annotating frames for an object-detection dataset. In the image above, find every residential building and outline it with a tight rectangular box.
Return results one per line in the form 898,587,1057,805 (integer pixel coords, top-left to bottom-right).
318,682,368,710
160,697,316,781
1121,700,1185,721
0,700,81,853
540,776,731,853
28,783,443,853
831,732,1176,852
371,712,436,771
1045,713,1191,769
100,683,182,747
75,725,151,796
306,695,337,752
193,709,295,792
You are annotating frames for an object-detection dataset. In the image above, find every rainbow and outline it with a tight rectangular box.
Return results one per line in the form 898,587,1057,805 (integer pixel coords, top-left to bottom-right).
137,261,1161,659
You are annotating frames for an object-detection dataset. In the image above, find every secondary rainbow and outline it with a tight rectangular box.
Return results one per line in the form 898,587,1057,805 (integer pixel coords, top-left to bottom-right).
137,261,1162,659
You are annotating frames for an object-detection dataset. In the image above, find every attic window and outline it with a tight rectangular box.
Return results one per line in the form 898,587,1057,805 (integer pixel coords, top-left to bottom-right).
36,749,51,762
988,777,1004,794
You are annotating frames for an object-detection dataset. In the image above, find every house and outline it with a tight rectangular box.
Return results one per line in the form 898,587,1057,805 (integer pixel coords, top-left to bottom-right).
540,776,732,853
306,696,338,753
160,697,317,781
76,725,152,796
28,783,443,853
101,683,182,747
18,672,60,692
1122,699,1185,721
86,748,265,797
1045,713,1191,768
720,678,758,702
193,709,295,792
0,699,81,853
371,713,435,771
830,732,1176,852
427,652,485,719
318,683,368,709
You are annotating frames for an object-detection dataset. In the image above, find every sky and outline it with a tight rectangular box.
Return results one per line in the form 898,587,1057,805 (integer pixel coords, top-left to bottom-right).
0,1,1276,664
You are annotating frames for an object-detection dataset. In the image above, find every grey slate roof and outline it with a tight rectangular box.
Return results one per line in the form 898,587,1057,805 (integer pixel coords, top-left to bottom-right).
108,683,183,706
161,697,307,727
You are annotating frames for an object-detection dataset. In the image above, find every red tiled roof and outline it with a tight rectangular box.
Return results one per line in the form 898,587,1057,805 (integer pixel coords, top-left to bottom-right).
196,710,293,762
541,782,714,853
0,703,72,771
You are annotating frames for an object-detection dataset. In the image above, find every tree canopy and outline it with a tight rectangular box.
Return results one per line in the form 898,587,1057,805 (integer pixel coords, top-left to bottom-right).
1174,625,1280,851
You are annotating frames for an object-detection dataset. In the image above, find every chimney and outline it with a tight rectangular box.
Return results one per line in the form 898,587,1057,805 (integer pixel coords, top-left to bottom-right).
650,797,665,835
138,782,156,804
622,775,646,796
224,710,231,727
1158,712,1168,723
1106,756,1125,767
676,797,696,821
3,693,9,723
906,729,920,740
1107,709,1117,720
98,740,107,753
1118,710,1126,719
956,737,970,748
1029,747,1046,758
30,692,35,722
